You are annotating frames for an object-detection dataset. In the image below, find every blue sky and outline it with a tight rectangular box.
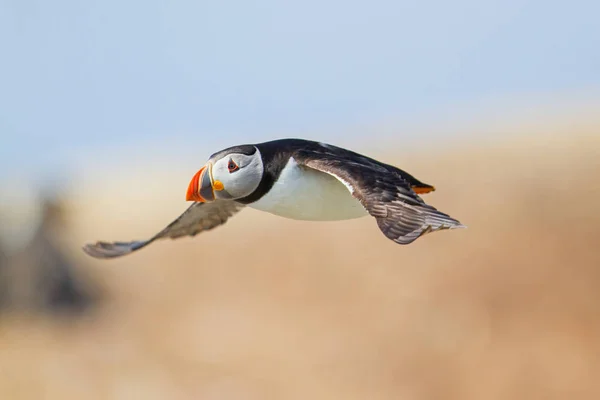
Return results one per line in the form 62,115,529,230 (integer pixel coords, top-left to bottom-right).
1,0,599,182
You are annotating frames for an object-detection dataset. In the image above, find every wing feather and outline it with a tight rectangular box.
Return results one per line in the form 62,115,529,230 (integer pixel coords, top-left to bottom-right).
83,201,244,259
295,147,464,244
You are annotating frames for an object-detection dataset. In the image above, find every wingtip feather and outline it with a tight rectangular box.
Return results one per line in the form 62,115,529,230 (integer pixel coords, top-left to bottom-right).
82,240,147,259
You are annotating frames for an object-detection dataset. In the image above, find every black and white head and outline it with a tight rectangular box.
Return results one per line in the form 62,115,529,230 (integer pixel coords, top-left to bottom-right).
186,145,264,202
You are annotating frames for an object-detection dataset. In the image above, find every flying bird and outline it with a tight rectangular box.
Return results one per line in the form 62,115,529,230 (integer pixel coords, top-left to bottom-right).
83,139,464,259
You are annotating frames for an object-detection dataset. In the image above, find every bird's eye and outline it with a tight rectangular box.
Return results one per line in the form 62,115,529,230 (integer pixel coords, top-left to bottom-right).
227,159,239,173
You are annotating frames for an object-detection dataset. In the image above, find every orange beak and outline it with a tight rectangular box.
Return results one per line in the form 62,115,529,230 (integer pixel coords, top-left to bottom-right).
186,166,209,202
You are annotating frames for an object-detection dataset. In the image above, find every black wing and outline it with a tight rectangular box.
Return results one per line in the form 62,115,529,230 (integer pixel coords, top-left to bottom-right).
294,146,465,244
83,201,244,259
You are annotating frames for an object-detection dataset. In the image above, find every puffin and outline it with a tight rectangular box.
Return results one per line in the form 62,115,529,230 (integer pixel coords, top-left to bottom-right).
83,138,464,259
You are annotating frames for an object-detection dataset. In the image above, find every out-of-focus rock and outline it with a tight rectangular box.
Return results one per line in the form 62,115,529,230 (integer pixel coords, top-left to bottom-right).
0,197,101,316
0,242,7,308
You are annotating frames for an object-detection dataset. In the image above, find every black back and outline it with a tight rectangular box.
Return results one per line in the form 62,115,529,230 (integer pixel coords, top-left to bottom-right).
232,138,433,204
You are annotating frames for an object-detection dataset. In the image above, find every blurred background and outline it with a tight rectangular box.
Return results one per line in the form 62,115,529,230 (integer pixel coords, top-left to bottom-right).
1,0,599,398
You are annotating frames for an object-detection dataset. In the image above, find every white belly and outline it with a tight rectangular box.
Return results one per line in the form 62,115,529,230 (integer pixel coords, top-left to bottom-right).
249,157,368,221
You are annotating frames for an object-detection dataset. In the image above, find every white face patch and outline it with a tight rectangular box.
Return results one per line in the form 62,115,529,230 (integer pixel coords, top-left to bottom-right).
211,147,264,200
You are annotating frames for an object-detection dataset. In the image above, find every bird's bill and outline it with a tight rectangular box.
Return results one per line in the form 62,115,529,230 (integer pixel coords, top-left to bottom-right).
186,164,217,202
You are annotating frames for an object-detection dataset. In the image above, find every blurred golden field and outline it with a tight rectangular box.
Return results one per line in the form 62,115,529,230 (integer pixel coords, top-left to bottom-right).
0,118,599,399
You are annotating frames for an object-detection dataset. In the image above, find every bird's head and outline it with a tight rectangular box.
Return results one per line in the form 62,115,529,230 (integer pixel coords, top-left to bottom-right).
186,145,263,202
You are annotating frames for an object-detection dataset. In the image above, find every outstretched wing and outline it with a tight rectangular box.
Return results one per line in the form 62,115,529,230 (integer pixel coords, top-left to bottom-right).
294,147,464,244
83,201,244,259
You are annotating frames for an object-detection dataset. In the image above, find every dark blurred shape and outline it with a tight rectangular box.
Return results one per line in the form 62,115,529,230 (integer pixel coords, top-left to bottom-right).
0,241,7,307
0,197,101,316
